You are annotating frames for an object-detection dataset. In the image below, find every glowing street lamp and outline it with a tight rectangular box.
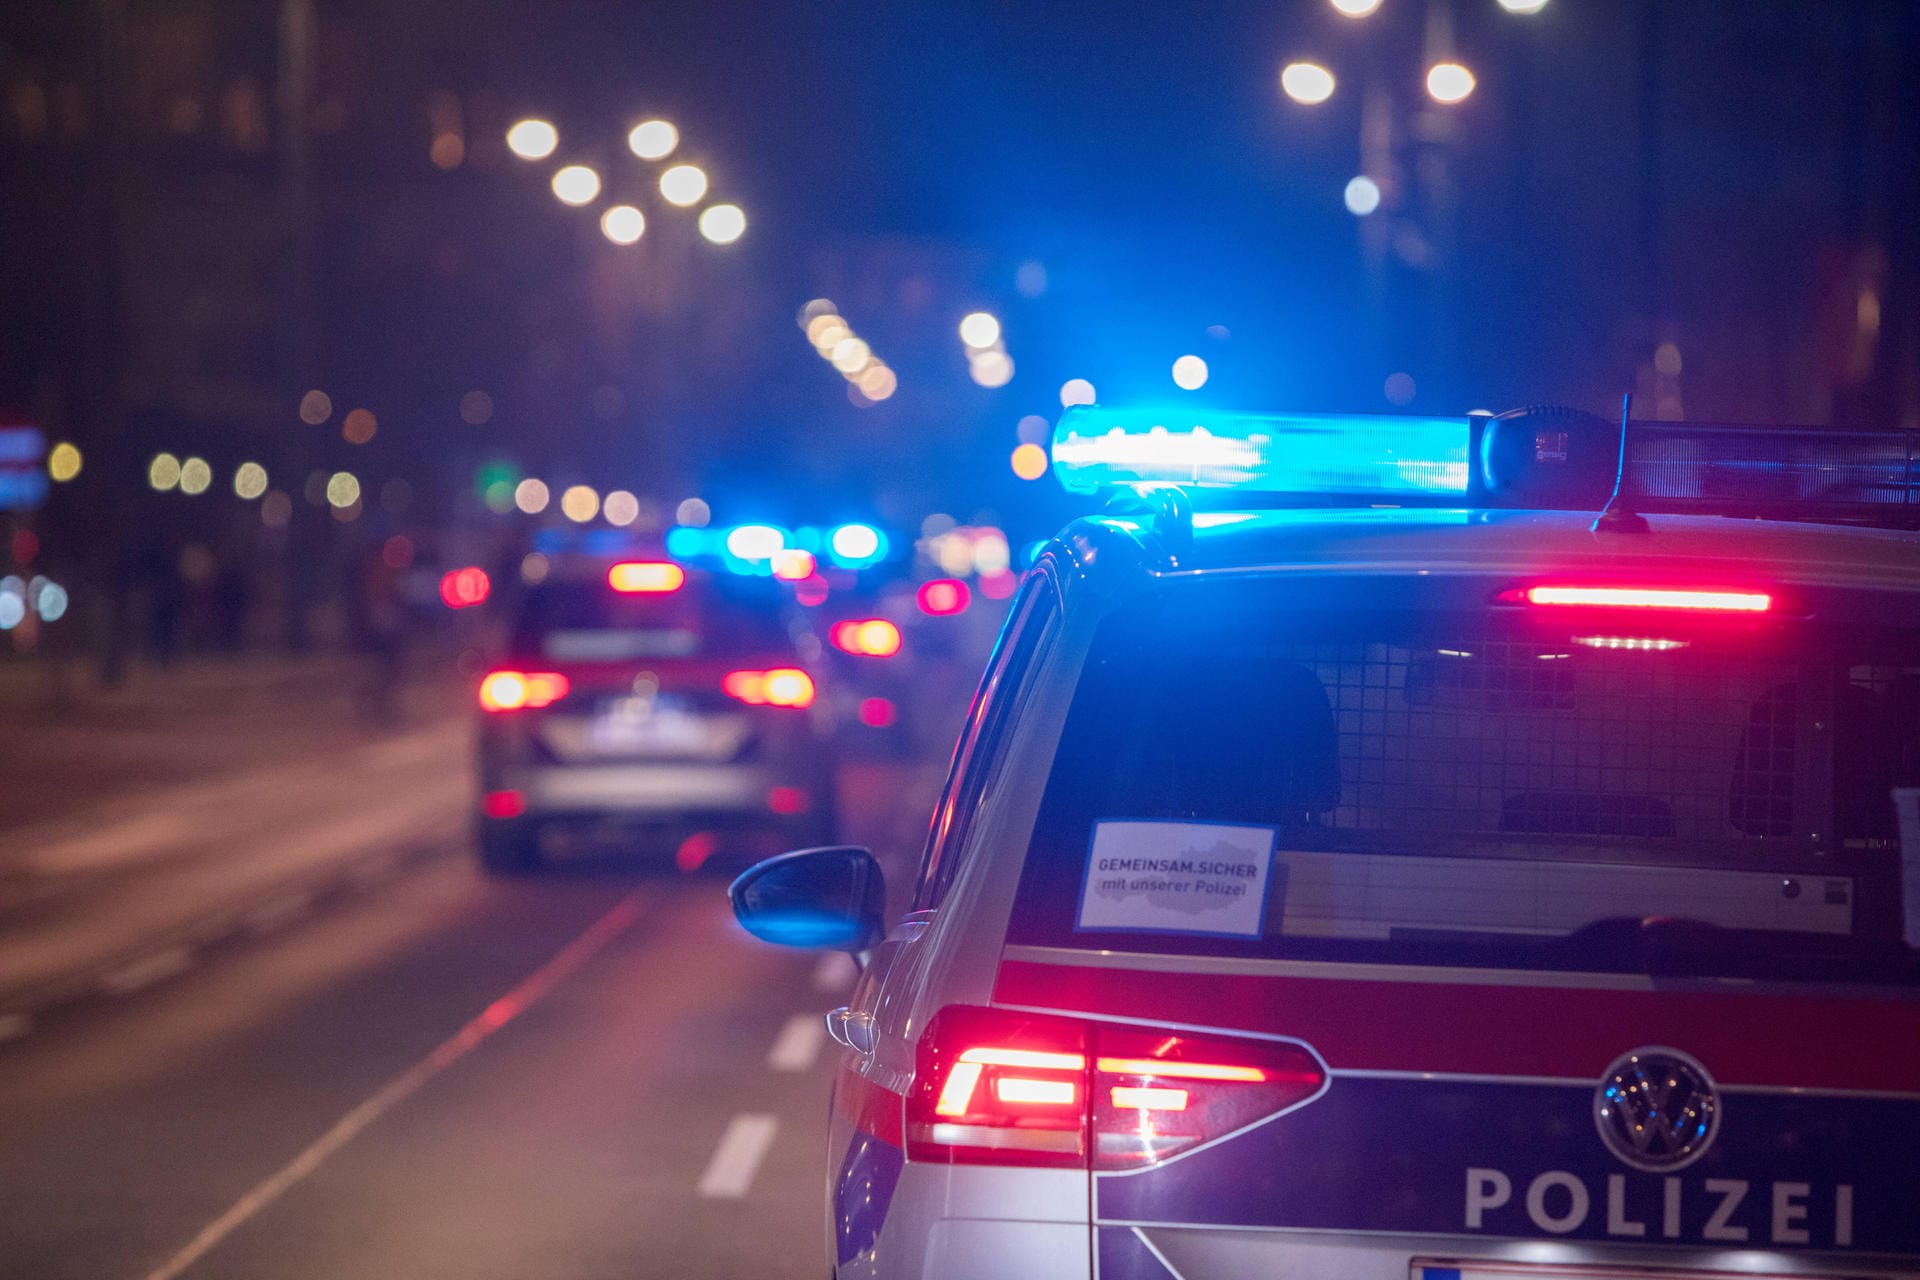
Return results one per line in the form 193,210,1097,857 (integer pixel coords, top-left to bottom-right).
601,205,646,244
1281,62,1337,105
1426,62,1476,104
551,164,602,206
697,203,746,244
660,164,708,207
627,119,678,160
1329,0,1381,15
506,118,558,160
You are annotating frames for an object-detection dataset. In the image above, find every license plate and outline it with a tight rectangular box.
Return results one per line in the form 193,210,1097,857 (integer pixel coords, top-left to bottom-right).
1416,1262,1832,1280
587,700,742,756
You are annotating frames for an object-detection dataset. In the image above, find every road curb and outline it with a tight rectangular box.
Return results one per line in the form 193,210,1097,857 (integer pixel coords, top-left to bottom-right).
0,839,459,1046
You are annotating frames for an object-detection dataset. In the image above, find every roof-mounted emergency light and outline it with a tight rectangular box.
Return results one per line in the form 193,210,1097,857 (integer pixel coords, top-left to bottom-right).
1050,407,1470,498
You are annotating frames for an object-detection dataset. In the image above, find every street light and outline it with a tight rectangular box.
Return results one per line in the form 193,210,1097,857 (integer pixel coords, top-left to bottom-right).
627,119,678,160
1281,62,1337,105
1426,63,1476,104
601,205,646,244
697,203,746,244
505,118,558,160
1344,175,1382,216
958,311,1001,349
551,164,601,205
659,164,708,207
1497,0,1549,11
1329,0,1381,16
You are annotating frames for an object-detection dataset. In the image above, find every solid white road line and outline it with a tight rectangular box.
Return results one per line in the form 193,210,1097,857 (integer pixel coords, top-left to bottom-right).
697,1113,780,1199
811,951,853,993
100,946,195,996
137,889,649,1280
0,1013,31,1043
766,1012,827,1073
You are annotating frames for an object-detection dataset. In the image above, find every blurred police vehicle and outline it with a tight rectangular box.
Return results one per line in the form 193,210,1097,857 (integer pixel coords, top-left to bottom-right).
732,404,1920,1279
476,556,834,872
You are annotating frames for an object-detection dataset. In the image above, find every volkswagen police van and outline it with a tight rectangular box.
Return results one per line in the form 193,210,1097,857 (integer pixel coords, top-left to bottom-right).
731,404,1920,1280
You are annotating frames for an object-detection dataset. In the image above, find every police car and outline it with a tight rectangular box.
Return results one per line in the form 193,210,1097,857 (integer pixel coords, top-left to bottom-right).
476,556,835,872
730,404,1920,1279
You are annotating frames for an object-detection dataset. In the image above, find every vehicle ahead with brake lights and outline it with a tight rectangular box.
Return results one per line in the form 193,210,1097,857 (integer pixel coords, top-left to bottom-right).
476,557,835,872
731,404,1920,1280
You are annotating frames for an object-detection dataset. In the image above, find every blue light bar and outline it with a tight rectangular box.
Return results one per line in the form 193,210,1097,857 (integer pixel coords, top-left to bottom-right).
1050,407,1470,497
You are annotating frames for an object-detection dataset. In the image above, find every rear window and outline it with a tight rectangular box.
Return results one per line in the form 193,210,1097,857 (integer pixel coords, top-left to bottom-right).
510,576,797,662
1008,578,1920,985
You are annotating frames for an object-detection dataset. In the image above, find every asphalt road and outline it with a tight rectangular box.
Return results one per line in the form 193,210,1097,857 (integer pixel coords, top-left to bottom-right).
0,686,941,1280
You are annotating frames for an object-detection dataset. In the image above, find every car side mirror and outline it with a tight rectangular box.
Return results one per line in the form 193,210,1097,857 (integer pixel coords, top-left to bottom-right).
728,845,886,953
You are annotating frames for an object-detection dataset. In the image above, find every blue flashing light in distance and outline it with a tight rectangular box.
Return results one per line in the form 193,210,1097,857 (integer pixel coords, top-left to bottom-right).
1050,406,1470,497
665,526,714,560
827,523,889,568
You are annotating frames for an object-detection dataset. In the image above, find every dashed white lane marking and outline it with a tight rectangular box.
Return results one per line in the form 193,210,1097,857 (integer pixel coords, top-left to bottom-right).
0,1014,31,1043
245,890,314,936
137,889,649,1280
767,1012,827,1073
697,1113,780,1199
811,951,853,993
100,946,195,996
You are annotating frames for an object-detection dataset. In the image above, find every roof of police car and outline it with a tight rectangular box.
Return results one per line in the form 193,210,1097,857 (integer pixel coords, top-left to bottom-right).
1083,506,1920,591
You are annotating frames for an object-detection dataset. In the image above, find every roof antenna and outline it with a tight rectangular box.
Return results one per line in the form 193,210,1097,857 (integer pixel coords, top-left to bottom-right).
1592,391,1650,534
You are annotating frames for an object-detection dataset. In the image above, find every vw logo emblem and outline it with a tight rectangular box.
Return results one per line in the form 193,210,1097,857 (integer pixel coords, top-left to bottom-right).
1593,1047,1721,1172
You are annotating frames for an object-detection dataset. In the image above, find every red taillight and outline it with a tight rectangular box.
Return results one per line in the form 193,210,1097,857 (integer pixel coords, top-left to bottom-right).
478,670,570,711
1502,584,1772,613
906,1006,1324,1170
440,566,491,609
858,696,897,728
917,579,970,616
722,668,815,708
830,618,902,657
766,785,809,814
481,789,525,819
608,561,685,593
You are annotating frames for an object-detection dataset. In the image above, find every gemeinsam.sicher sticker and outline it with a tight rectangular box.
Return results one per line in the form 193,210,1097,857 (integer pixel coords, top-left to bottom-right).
1076,819,1276,938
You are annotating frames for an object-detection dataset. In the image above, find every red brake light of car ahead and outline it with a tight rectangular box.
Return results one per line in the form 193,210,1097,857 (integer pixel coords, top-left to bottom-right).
830,618,902,657
1501,584,1772,613
722,668,815,708
608,561,686,594
917,579,970,617
906,1005,1324,1171
478,670,570,711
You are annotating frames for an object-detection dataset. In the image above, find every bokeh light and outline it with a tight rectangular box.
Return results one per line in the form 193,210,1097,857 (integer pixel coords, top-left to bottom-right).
35,582,68,623
1171,354,1209,390
233,461,268,499
831,337,873,373
47,442,82,482
698,203,746,244
325,471,360,508
298,389,332,424
627,119,678,160
1345,175,1382,216
551,164,601,206
1059,378,1096,408
341,408,377,444
676,497,711,527
829,523,883,563
149,453,182,491
958,312,1001,349
1010,443,1049,481
261,491,292,527
459,390,494,424
505,118,558,160
969,351,1014,388
1427,62,1476,104
1281,62,1337,105
727,524,786,561
601,204,646,244
1497,0,1549,11
603,490,640,527
856,364,897,400
514,478,550,514
179,457,212,495
659,164,708,206
1016,414,1050,446
1384,371,1417,405
560,484,600,523
1330,0,1381,14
